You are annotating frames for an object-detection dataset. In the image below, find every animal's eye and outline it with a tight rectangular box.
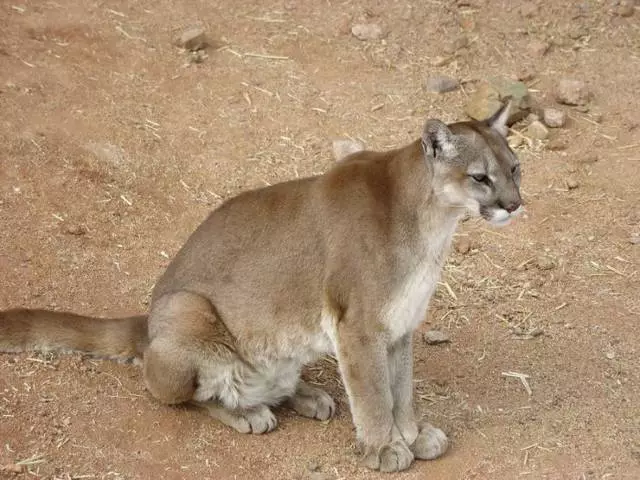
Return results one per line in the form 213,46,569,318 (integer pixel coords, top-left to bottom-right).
470,174,489,184
511,165,520,175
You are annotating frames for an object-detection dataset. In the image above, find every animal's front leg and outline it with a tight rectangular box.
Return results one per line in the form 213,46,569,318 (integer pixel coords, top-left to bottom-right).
335,316,414,472
389,333,449,460
388,333,419,444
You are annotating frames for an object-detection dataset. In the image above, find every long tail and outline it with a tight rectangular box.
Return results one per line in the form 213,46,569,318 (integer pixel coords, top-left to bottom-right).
0,308,148,363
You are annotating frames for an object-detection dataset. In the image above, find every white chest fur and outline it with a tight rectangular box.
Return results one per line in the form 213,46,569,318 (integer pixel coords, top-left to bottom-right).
382,216,458,342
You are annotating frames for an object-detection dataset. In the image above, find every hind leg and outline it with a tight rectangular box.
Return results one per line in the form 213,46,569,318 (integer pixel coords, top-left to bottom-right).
143,291,278,433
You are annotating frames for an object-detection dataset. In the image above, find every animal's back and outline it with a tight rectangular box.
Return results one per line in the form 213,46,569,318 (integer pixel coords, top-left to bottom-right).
152,176,328,348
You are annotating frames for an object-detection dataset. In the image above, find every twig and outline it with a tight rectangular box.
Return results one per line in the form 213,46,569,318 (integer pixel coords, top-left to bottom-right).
501,371,532,395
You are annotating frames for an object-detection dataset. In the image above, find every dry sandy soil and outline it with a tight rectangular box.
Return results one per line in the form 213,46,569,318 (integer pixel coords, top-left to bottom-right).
1,0,639,479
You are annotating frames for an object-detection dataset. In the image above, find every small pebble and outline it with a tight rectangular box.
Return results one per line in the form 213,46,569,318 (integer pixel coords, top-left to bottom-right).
546,138,568,151
568,27,588,40
528,39,550,57
630,233,640,245
605,351,616,360
1,464,24,474
616,1,635,17
351,23,383,41
520,3,539,17
577,153,599,164
425,75,459,93
65,224,87,236
455,237,472,254
543,108,567,128
566,176,579,190
535,256,556,271
189,50,208,64
175,26,207,51
423,330,450,345
518,68,536,82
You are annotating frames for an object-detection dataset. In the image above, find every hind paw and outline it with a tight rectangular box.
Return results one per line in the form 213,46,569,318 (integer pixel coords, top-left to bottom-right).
198,402,278,434
286,381,335,421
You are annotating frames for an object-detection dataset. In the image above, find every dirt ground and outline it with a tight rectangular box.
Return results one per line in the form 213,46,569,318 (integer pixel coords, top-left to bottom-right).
1,0,639,479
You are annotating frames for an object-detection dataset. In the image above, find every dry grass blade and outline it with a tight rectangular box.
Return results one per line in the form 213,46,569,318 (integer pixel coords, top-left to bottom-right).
243,52,290,60
16,454,46,466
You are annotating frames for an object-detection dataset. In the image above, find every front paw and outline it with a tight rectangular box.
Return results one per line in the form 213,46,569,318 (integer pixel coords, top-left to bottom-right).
361,440,414,472
410,422,449,460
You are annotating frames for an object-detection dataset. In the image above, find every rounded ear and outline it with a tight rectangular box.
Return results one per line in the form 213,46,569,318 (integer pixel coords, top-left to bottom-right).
486,98,512,137
422,119,457,160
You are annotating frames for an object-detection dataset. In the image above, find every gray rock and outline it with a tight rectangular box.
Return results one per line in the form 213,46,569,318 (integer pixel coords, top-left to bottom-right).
543,108,567,128
176,27,208,51
423,330,450,345
555,79,590,106
464,83,503,122
351,23,383,41
425,75,459,93
465,77,531,124
525,120,549,140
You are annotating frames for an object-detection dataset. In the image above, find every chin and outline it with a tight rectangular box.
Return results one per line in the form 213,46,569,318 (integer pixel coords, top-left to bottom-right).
488,216,512,227
483,206,524,227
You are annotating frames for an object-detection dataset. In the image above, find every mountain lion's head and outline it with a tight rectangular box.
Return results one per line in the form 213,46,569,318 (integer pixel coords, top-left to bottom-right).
422,102,523,227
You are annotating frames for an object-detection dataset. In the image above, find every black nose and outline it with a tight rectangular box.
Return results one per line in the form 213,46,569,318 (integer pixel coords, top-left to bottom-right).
503,201,521,213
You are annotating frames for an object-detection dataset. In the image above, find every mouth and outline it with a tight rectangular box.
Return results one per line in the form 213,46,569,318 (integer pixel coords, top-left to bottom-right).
482,206,524,227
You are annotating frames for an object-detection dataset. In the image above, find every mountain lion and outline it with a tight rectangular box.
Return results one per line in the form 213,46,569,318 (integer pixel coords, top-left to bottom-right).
0,102,522,472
